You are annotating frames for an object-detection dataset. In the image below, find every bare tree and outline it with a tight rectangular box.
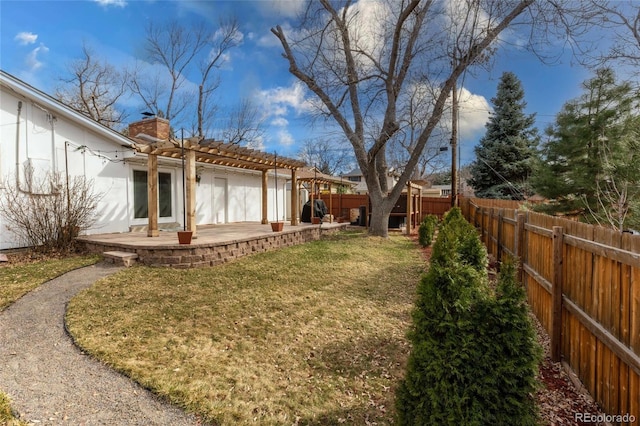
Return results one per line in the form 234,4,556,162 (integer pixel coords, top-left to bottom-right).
214,97,265,146
297,137,353,175
196,18,241,138
56,43,128,128
130,20,208,125
271,0,543,236
388,82,451,178
586,1,640,75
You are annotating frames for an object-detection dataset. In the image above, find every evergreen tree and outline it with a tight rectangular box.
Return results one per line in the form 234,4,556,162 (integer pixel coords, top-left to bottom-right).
396,209,541,425
469,72,539,199
531,68,640,230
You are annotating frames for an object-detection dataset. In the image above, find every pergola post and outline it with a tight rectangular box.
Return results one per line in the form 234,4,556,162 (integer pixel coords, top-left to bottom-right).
290,169,298,225
406,181,412,235
328,184,333,223
147,153,159,237
261,170,268,224
185,149,197,238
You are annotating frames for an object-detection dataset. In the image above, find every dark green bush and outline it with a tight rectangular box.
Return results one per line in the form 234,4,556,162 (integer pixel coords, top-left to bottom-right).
418,214,439,247
430,208,487,272
396,211,541,425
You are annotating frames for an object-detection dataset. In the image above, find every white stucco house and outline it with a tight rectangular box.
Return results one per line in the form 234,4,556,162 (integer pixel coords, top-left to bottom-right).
0,70,304,250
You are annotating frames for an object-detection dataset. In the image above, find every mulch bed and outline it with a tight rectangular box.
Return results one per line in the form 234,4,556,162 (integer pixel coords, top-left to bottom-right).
409,233,606,425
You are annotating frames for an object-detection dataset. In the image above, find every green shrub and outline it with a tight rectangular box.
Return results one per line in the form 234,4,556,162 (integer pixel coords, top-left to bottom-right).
468,258,541,425
418,214,439,247
396,212,541,425
430,208,487,272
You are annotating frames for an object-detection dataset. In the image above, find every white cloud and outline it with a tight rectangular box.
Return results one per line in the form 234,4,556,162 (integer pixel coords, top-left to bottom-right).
258,0,306,18
25,43,49,71
255,82,314,150
258,81,312,118
15,32,37,45
271,117,289,127
406,81,491,142
277,129,294,146
457,88,491,140
257,23,291,48
93,0,127,7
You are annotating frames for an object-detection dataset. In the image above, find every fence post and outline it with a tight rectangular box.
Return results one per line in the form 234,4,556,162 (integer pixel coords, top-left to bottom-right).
488,208,494,251
515,213,526,284
497,209,504,263
552,226,564,362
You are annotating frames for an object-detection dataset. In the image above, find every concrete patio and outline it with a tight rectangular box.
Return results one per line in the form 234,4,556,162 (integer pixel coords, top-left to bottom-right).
77,221,351,268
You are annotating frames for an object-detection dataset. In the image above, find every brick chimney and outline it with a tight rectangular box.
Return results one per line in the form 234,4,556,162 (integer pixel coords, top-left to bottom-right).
128,116,171,140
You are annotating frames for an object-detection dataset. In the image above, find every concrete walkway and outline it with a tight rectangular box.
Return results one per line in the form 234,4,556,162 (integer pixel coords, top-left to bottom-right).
0,263,202,425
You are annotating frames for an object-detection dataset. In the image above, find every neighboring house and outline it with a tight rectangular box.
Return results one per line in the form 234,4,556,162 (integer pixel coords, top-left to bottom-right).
0,70,302,250
423,184,452,198
297,166,354,195
341,167,398,194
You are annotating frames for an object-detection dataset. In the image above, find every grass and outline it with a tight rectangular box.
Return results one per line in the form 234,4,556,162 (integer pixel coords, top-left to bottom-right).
0,391,27,426
0,253,100,423
66,231,425,425
0,254,101,311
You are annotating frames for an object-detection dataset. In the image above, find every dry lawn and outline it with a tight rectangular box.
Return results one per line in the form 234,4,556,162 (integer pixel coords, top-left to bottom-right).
0,391,28,426
0,254,100,310
66,231,424,425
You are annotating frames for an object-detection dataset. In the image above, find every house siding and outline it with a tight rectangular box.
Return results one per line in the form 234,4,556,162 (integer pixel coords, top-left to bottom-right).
1,71,291,250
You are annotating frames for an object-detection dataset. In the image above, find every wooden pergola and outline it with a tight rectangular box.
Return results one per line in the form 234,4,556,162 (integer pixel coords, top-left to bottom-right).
295,168,354,223
133,137,306,237
404,180,423,235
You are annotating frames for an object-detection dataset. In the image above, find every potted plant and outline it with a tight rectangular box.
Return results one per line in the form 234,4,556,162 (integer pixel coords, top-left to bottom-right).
271,152,284,232
177,230,193,244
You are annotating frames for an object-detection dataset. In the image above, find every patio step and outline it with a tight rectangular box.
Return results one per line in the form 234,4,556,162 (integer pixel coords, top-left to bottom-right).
103,251,138,267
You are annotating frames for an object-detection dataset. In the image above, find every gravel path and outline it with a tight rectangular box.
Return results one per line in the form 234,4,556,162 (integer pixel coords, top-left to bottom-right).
0,263,202,425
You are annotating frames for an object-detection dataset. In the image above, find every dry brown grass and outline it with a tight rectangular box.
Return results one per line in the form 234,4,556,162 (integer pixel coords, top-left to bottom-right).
66,231,424,425
0,254,100,310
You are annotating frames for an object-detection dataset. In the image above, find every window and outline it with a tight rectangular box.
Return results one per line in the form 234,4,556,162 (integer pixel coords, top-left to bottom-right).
133,170,172,219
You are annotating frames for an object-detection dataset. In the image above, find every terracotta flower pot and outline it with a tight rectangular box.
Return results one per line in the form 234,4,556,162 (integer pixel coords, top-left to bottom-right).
271,222,284,232
177,230,193,244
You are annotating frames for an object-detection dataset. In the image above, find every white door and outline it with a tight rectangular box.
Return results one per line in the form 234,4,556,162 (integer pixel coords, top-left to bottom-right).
213,177,227,224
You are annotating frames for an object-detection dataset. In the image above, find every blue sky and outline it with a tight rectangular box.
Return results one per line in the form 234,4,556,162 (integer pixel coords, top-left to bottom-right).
0,0,601,168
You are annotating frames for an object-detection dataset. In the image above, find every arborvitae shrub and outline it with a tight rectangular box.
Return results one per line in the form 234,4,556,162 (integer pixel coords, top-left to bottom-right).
430,208,487,272
468,258,541,425
396,213,541,425
418,214,439,247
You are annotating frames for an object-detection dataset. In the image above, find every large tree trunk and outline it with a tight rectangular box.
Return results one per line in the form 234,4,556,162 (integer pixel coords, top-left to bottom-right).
368,203,393,238
366,182,397,238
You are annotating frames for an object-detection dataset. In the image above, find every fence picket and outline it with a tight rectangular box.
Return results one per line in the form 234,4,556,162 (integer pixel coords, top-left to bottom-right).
463,200,640,422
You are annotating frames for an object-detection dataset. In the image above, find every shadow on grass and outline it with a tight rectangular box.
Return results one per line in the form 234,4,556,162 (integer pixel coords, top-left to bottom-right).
298,405,393,426
298,335,408,424
309,335,409,379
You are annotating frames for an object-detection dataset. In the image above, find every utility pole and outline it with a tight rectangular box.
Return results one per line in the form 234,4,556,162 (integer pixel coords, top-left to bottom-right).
450,80,458,208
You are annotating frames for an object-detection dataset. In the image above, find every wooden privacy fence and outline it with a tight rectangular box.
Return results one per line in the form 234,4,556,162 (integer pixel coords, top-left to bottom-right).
318,193,451,226
461,198,640,424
